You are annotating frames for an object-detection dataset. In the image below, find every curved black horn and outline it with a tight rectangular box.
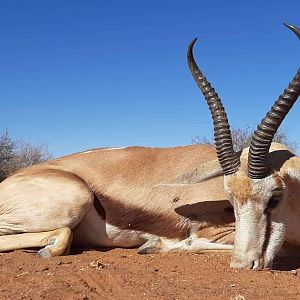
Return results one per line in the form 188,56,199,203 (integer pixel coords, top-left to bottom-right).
187,38,240,175
284,23,300,40
248,23,300,179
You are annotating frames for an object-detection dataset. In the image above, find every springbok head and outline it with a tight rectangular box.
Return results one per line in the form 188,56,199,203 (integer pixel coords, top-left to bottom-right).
187,23,300,269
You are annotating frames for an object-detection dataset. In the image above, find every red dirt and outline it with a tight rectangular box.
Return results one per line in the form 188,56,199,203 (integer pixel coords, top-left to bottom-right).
1,248,300,299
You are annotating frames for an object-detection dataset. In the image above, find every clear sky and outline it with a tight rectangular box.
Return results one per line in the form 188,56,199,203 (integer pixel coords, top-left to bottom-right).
1,0,299,156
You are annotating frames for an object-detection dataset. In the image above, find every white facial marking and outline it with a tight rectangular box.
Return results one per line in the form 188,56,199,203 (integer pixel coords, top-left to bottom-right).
232,200,267,269
251,175,278,200
263,220,286,268
230,174,286,269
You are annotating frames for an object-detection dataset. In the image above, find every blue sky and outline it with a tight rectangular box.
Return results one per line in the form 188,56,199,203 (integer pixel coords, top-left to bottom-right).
0,1,299,156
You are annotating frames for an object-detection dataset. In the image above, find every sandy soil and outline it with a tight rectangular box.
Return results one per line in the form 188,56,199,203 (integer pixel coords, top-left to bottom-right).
1,248,300,300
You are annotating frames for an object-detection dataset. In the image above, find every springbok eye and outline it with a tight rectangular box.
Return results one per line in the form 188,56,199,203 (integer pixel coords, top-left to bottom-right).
265,191,282,213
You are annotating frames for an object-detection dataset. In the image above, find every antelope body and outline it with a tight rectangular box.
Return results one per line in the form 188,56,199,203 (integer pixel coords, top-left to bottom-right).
0,23,299,270
0,145,235,257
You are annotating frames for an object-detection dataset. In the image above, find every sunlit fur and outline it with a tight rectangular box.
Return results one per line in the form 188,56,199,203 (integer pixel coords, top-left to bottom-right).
0,144,236,257
1,142,299,267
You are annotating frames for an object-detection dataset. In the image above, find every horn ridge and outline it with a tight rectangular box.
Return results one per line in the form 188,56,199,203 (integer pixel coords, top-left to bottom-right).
248,23,300,179
248,68,300,179
187,38,240,175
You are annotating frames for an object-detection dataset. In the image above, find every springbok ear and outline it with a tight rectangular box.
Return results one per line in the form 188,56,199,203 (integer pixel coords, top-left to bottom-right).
154,159,224,187
175,200,234,225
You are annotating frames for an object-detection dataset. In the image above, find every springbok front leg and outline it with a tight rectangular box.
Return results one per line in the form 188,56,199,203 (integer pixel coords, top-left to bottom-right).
138,235,234,255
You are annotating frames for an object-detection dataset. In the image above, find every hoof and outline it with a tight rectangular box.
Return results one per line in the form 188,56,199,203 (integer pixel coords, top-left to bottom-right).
138,238,162,254
138,247,157,254
37,248,51,258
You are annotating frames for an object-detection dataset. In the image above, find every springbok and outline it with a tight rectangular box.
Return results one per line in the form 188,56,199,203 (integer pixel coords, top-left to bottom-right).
0,23,299,270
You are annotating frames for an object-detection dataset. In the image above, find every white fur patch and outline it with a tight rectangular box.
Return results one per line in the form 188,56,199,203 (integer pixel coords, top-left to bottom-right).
231,201,267,269
105,223,145,247
153,183,189,187
73,205,148,248
159,235,233,253
230,174,288,268
263,220,286,268
102,147,128,151
287,168,300,182
80,150,95,154
80,147,128,155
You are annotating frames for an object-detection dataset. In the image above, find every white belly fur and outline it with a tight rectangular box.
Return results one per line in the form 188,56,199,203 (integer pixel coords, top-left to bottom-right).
72,205,147,248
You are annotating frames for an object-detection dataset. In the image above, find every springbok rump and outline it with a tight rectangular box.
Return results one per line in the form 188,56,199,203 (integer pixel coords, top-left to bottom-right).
0,23,299,270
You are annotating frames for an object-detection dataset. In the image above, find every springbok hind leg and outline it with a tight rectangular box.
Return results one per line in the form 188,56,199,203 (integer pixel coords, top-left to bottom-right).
0,169,94,257
0,227,73,257
38,227,73,257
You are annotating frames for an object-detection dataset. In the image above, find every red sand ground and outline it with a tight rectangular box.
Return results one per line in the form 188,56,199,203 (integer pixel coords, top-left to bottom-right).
1,248,300,299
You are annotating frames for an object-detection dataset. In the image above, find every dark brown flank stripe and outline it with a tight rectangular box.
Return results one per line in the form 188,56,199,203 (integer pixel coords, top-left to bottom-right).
94,193,189,240
93,193,234,240
93,195,106,219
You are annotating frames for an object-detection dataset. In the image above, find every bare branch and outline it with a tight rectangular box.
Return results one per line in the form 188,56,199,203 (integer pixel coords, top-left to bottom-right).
193,126,297,152
0,130,53,181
